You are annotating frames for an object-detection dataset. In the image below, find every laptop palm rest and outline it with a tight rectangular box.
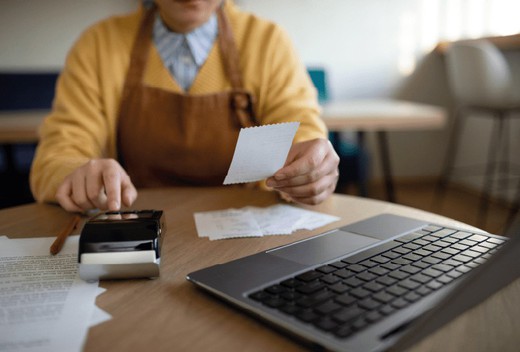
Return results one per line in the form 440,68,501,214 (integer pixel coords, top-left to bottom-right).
268,230,379,266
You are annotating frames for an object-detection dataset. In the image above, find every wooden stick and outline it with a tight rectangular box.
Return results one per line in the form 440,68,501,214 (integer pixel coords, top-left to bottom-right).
50,215,82,255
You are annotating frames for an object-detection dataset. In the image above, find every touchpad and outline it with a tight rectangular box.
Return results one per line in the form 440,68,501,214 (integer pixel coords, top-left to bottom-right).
267,230,379,266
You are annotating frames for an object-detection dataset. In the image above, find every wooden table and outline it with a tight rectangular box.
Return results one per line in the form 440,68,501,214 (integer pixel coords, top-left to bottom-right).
1,187,518,352
0,109,47,143
321,99,447,202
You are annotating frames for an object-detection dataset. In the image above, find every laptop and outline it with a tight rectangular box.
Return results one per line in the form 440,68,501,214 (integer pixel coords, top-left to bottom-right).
186,213,520,351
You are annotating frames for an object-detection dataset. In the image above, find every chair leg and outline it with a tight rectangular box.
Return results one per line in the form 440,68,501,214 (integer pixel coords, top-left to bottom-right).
503,178,520,235
434,107,465,208
477,112,505,228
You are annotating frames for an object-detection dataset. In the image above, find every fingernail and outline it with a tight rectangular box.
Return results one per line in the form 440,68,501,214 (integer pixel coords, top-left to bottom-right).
266,179,275,187
109,200,120,210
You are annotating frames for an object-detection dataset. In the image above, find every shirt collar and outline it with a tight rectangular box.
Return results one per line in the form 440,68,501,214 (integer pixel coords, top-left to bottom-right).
153,13,218,67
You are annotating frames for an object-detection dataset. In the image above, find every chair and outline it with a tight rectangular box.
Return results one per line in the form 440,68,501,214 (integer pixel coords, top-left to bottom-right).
437,40,520,228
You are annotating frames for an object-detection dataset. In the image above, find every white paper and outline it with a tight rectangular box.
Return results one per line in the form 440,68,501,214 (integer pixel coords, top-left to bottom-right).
194,209,262,240
194,205,340,240
0,235,107,352
223,122,299,185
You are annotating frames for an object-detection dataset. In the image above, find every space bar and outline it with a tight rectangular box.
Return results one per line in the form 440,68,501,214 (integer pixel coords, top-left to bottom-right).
341,240,400,264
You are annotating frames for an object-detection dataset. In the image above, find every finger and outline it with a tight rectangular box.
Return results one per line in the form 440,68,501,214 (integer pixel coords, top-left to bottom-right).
56,180,84,213
102,169,122,211
71,172,96,210
120,174,138,207
85,170,107,210
287,182,336,206
275,172,335,199
271,151,338,188
273,148,326,182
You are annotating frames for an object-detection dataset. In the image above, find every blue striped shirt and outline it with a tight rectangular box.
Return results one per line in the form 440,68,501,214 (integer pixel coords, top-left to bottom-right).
153,13,218,91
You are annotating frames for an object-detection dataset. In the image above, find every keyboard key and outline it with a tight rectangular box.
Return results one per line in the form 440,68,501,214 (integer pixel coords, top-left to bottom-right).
421,235,438,242
350,287,371,299
316,265,337,274
451,243,470,251
387,285,408,297
412,239,430,246
436,275,454,284
329,282,350,294
381,263,400,271
422,256,442,265
344,277,365,288
334,268,355,279
393,247,412,255
450,231,471,240
321,274,341,285
315,301,342,315
358,298,381,310
423,244,442,252
416,285,432,296
335,293,357,306
455,265,472,274
379,304,396,316
280,291,303,301
410,273,432,284
314,317,339,331
431,228,456,237
487,237,505,244
403,253,422,262
395,233,423,243
297,281,326,294
250,290,272,302
329,261,348,269
471,245,491,254
348,264,368,273
297,296,325,308
446,270,463,279
369,266,390,276
467,234,488,242
265,284,288,295
263,296,286,308
398,279,421,290
376,275,398,286
382,251,401,259
389,270,409,280
341,241,400,264
352,317,369,331
432,252,451,260
364,281,385,292
360,259,379,268
433,240,452,247
373,291,395,304
478,241,498,249
403,243,421,250
459,239,477,247
461,250,481,258
451,254,472,263
392,258,412,266
332,306,365,323
411,261,430,269
423,268,443,279
334,324,355,338
280,303,300,315
365,311,383,323
280,278,303,288
296,309,319,322
357,271,377,282
423,225,442,233
391,298,409,309
441,247,460,256
404,291,421,303
400,265,421,275
413,249,433,257
424,267,444,276
296,270,323,282
371,256,391,264
426,280,443,290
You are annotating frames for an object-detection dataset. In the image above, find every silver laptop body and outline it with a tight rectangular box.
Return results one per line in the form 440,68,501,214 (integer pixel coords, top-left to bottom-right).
187,213,519,352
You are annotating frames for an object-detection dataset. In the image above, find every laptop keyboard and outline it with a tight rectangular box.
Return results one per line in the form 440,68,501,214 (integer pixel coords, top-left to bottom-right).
248,225,506,339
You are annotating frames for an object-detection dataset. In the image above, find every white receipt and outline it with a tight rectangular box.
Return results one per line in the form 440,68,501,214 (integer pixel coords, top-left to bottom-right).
194,205,340,240
223,122,299,185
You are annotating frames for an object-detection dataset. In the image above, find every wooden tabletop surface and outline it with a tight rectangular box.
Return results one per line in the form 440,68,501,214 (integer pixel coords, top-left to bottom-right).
1,187,518,352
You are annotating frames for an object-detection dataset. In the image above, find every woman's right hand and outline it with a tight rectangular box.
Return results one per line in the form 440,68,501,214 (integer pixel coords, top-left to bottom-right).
55,158,137,212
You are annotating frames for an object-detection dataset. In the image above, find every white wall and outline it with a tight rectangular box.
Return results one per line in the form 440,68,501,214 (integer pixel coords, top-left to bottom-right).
1,0,519,199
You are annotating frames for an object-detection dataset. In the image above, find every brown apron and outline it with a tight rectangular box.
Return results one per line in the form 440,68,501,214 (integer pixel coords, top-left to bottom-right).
117,4,257,187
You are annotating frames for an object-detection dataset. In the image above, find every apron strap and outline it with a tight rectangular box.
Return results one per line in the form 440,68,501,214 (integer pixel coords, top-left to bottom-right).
124,5,156,88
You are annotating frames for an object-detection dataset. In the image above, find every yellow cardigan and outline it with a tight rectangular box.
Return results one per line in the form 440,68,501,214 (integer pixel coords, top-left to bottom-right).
30,1,327,203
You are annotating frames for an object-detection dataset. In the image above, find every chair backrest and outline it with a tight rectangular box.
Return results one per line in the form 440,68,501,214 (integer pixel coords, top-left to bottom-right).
307,67,329,103
445,40,513,107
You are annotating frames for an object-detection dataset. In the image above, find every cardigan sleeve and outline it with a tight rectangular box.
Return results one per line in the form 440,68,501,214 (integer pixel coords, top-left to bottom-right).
30,24,112,203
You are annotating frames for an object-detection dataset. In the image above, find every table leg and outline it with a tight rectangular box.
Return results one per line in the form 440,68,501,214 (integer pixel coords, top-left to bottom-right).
376,131,396,203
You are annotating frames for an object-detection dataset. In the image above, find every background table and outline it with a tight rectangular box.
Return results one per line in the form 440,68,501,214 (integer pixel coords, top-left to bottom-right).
1,187,518,352
321,99,447,202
